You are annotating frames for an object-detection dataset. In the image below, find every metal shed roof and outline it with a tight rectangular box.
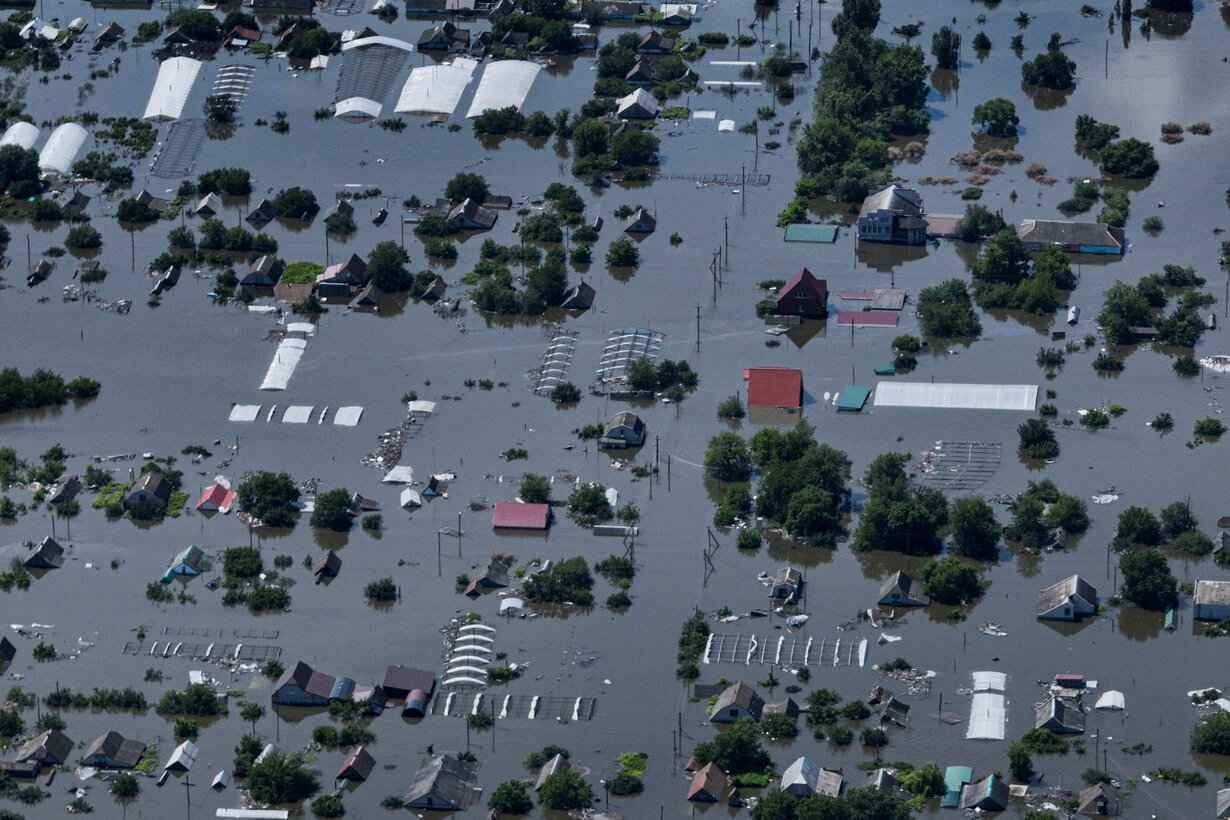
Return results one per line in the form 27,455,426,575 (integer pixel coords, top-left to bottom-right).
874,382,1037,411
966,692,1006,740
143,57,203,122
38,123,87,176
282,405,314,424
334,406,364,426
0,121,39,150
334,36,415,120
395,57,478,115
229,404,261,422
465,60,542,118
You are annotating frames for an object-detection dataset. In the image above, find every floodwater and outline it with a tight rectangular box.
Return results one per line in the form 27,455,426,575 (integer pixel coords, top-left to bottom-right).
2,0,1230,816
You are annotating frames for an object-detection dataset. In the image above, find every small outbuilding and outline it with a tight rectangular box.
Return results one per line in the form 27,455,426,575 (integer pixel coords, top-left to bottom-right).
746,366,803,409
959,774,1008,812
1035,697,1085,734
1036,575,1098,621
0,637,15,663
162,545,209,581
314,550,342,583
687,762,728,803
1077,782,1119,816
24,536,64,569
337,745,376,782
560,280,596,310
769,567,803,605
708,681,764,723
164,740,199,772
878,570,930,607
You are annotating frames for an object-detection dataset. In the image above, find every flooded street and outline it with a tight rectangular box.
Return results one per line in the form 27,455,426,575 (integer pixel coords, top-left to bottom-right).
2,0,1230,816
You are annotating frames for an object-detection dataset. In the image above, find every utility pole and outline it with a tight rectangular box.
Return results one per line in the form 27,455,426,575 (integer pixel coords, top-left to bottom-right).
695,304,701,351
724,214,729,261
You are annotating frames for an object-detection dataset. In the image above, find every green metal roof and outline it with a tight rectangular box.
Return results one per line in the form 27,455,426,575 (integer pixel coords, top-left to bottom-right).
835,385,871,411
784,223,839,243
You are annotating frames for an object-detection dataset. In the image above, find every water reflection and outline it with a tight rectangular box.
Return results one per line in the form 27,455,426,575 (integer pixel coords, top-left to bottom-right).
1021,84,1073,111
1151,11,1193,37
1115,605,1164,642
855,242,927,272
929,67,958,99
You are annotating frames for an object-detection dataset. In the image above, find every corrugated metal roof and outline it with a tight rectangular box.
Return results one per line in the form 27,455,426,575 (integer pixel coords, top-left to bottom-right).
466,60,542,118
491,502,550,529
874,382,1038,411
396,57,478,115
746,366,802,408
143,57,202,122
966,693,1006,739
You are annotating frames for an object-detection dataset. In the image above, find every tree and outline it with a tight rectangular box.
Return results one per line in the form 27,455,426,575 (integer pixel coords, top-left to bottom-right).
784,485,839,541
830,0,881,38
1018,418,1059,460
272,187,319,219
537,770,593,810
1114,506,1161,550
899,762,945,797
953,204,1006,242
931,25,960,69
550,382,580,403
246,752,319,804
1098,281,1154,344
445,172,489,204
973,228,1031,283
972,98,1019,137
237,472,300,528
568,482,611,519
921,556,982,604
1160,500,1198,538
752,790,800,820
917,279,981,338
197,167,252,196
110,773,139,798
1191,712,1230,755
1021,49,1076,88
1008,741,1034,782
948,495,1001,559
853,453,948,554
65,226,102,250
311,488,352,531
691,717,773,775
204,94,238,123
165,8,222,40
1074,114,1119,149
367,241,412,291
310,795,345,817
605,237,639,267
717,395,745,419
611,130,659,166
0,145,39,195
571,118,609,158
704,433,750,481
240,702,265,734
1099,137,1159,178
518,473,551,504
1119,549,1177,610
488,779,533,814
117,198,159,224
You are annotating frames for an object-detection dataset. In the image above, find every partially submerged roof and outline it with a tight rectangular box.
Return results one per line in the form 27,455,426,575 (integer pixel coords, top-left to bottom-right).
873,381,1037,411
687,761,728,802
708,681,764,720
859,184,922,217
383,665,436,698
1037,574,1097,616
465,60,542,118
403,754,480,810
165,740,200,772
492,501,551,529
143,56,202,122
16,729,73,764
82,730,146,768
1018,218,1125,250
24,536,65,569
338,745,376,781
746,366,802,408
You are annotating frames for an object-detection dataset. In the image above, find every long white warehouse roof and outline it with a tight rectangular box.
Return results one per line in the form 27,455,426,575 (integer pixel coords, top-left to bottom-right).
0,121,39,150
38,123,87,176
873,382,1038,411
395,57,478,115
143,56,203,122
465,60,541,118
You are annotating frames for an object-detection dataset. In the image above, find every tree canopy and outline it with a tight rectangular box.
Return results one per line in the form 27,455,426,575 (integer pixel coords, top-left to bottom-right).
1119,548,1177,610
311,487,352,531
245,752,319,805
948,495,1001,559
972,97,1019,137
237,472,300,528
852,452,947,554
367,241,412,291
921,556,983,604
692,717,772,775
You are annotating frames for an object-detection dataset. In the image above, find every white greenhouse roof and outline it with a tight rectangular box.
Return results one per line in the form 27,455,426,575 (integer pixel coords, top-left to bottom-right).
382,465,414,484
966,693,1006,740
395,57,479,115
717,119,735,132
282,406,314,424
1095,690,1125,710
0,121,39,150
38,123,87,176
971,671,1007,692
334,97,384,120
228,404,262,422
465,60,542,118
874,382,1038,411
260,338,307,391
333,406,364,426
341,34,416,53
406,400,437,414
143,57,203,123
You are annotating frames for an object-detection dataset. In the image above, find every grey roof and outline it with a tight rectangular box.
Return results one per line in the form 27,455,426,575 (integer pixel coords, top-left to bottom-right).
1017,219,1126,249
1037,574,1097,615
605,410,644,435
1035,697,1085,733
0,636,15,661
127,470,172,503
781,756,820,795
447,197,497,229
773,567,802,588
878,570,930,606
864,768,900,792
1078,782,1119,816
314,550,342,578
687,761,727,802
338,745,376,781
859,184,923,218
763,697,800,719
616,88,658,119
274,660,337,699
709,681,764,720
16,729,73,765
560,280,596,309
403,754,480,810
383,665,436,698
82,731,146,768
24,536,65,569
960,774,1008,811
534,753,570,790
1195,579,1230,607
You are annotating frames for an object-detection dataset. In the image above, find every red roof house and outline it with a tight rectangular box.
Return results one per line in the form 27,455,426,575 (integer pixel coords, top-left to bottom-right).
746,367,803,409
774,267,828,319
491,502,551,530
195,483,237,513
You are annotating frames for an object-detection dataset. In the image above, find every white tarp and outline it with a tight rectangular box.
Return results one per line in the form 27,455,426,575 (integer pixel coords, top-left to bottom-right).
465,60,542,118
334,97,383,120
971,671,1007,692
499,597,525,614
0,121,39,150
143,57,203,122
286,322,316,336
874,382,1038,411
717,119,735,132
282,406,314,423
333,406,364,426
260,338,307,391
229,404,262,422
38,123,87,176
407,400,437,414
1095,690,1125,710
966,693,1006,740
691,110,716,120
382,466,415,484
396,57,479,115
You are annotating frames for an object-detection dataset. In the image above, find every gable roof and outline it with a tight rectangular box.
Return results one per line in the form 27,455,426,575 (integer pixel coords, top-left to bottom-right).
1036,696,1085,732
878,570,931,605
16,729,73,764
859,184,922,218
196,482,237,512
403,755,480,809
709,681,764,719
960,774,1008,811
83,731,146,768
1078,782,1118,816
1037,574,1097,615
606,410,644,433
128,470,172,501
314,550,342,579
688,762,728,801
274,660,337,699
1017,219,1126,249
492,501,551,529
775,267,827,308
24,536,65,569
746,366,803,408
339,745,376,781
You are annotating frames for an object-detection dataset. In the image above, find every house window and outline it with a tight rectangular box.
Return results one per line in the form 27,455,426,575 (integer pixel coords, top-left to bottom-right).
795,289,807,299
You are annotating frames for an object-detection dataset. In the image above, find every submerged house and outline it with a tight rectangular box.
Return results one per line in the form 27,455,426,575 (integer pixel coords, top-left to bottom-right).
447,198,498,231
773,267,828,320
1193,579,1230,621
491,501,551,530
746,366,803,409
464,554,513,596
82,731,146,769
560,280,596,310
599,410,646,449
418,21,469,50
195,482,236,513
337,745,376,782
1036,575,1098,621
857,185,926,246
959,774,1008,812
534,753,570,791
164,740,199,772
24,537,64,569
194,191,222,217
162,545,209,581
1078,782,1119,816
688,762,728,802
16,729,73,765
636,30,674,54
1017,219,1126,255
781,757,843,799
382,665,436,701
317,253,369,288
1035,697,1085,734
878,570,930,607
708,681,764,723
623,207,657,234
314,551,342,583
403,755,481,811
0,637,15,663
769,567,803,605
124,471,171,510
272,661,337,707
616,88,659,120
241,255,285,287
